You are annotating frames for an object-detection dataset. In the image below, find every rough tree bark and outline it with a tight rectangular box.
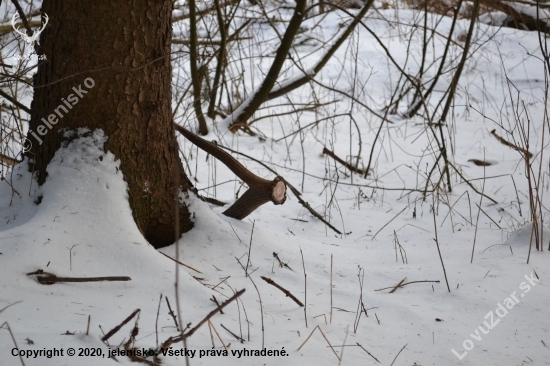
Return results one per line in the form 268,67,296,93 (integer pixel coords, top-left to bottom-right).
27,0,192,248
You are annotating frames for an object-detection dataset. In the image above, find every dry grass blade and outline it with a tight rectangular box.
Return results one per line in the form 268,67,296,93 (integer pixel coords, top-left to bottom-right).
297,325,340,361
389,277,407,294
159,252,202,273
390,343,408,366
0,300,22,315
208,320,228,350
1,322,26,366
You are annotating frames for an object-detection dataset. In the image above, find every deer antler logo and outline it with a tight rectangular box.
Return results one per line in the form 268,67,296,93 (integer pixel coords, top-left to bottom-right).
11,12,48,46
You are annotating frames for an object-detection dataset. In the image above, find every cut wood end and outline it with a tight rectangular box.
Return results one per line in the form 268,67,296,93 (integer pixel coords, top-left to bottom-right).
271,179,286,204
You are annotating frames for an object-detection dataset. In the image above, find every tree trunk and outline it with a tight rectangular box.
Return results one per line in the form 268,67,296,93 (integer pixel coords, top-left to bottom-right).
27,0,192,248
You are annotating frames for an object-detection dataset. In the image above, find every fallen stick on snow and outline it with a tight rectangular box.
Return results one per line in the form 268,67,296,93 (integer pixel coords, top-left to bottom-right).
322,147,366,175
375,279,440,292
37,276,131,285
260,276,304,307
27,269,131,285
101,309,140,342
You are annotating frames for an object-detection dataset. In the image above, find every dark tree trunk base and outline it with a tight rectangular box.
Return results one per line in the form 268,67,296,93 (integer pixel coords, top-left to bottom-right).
27,0,193,249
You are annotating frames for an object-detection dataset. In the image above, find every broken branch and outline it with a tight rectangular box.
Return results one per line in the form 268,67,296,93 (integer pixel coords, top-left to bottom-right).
174,123,286,219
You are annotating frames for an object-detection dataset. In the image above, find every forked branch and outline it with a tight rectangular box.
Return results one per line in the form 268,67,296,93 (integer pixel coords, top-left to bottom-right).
173,123,286,219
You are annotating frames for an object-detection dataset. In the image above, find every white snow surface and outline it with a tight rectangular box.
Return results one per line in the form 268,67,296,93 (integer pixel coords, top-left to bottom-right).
2,6,550,366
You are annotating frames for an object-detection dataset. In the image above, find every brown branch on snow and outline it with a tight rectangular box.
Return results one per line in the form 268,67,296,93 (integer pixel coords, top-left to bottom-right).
101,309,140,342
26,270,131,285
165,297,180,332
173,123,286,219
273,252,294,271
260,276,304,307
37,276,130,285
322,147,365,175
221,323,244,343
159,289,245,351
490,129,533,159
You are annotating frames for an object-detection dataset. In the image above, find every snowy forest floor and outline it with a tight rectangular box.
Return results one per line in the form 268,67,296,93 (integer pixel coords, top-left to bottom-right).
1,1,550,365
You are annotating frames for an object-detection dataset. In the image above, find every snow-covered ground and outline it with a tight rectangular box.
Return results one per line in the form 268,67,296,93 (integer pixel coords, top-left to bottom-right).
1,3,550,366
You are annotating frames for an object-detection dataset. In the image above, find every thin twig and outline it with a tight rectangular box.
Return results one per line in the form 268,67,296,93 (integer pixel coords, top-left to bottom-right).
208,320,227,350
101,309,140,342
210,295,224,315
155,294,162,347
0,300,22,315
245,220,255,276
432,201,451,292
374,280,440,292
322,147,366,175
161,289,245,348
273,252,294,271
86,315,91,336
390,343,408,366
297,325,340,361
372,206,408,240
221,323,244,343
1,322,26,366
159,252,202,273
260,276,304,307
330,254,333,323
166,297,180,332
356,342,380,363
300,248,308,327
389,277,407,294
